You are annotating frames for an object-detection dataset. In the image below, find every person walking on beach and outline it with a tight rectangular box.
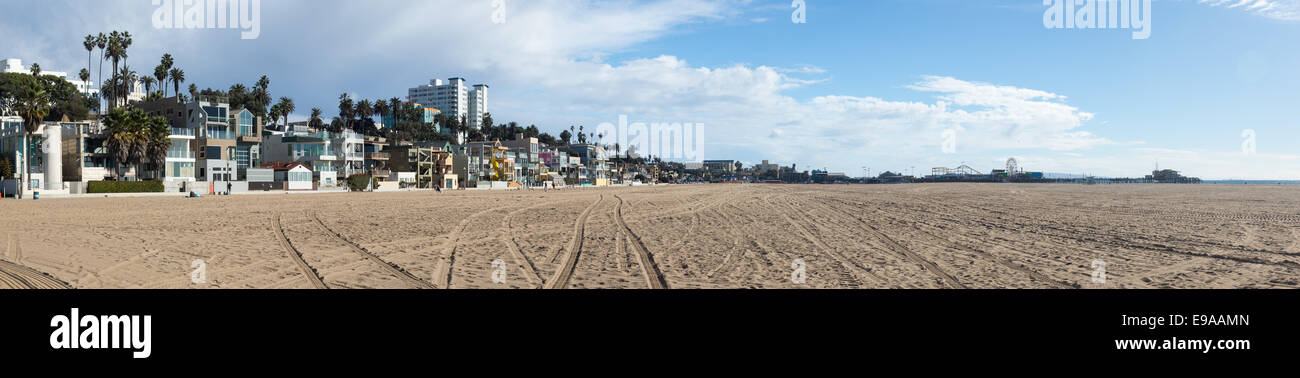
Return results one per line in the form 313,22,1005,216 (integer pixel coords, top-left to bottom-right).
226,181,232,195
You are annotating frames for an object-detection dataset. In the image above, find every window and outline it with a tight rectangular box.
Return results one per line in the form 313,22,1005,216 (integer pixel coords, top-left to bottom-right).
238,110,254,137
235,146,252,169
168,162,194,178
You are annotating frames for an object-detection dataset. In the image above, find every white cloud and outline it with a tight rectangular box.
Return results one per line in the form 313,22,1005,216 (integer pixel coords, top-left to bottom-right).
1199,0,1300,21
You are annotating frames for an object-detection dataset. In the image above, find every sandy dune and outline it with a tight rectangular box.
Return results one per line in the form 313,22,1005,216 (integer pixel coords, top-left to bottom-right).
1,183,1297,289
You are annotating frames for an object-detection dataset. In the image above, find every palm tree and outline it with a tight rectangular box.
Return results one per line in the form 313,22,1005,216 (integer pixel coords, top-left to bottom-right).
103,107,167,180
18,84,50,196
104,31,127,109
188,83,198,101
309,108,323,130
117,66,137,107
102,109,132,179
169,68,184,100
337,93,353,129
140,76,156,95
29,63,41,78
228,83,248,105
276,97,295,129
159,54,174,97
268,104,282,129
119,31,133,69
374,99,388,128
153,65,168,97
95,33,107,110
79,69,90,97
253,75,270,116
83,35,95,100
355,99,372,126
144,115,171,179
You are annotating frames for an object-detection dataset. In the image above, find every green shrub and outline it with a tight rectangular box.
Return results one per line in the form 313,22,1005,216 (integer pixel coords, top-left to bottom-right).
87,180,165,193
346,174,376,192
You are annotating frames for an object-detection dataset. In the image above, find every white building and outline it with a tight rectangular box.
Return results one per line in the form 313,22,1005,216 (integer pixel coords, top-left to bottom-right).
407,77,489,129
469,84,488,129
3,58,142,101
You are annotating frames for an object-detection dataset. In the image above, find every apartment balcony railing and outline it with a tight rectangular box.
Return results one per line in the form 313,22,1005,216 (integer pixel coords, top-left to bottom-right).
167,149,195,159
170,127,195,137
366,152,390,160
205,129,235,140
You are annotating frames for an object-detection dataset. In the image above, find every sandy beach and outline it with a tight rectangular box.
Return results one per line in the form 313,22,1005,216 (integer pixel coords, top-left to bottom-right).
1,183,1297,289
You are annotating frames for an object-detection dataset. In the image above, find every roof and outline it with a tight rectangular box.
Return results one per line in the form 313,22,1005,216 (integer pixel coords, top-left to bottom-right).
260,162,311,172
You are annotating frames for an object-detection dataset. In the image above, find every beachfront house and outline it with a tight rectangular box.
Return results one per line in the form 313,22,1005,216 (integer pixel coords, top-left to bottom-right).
263,162,314,191
137,96,264,182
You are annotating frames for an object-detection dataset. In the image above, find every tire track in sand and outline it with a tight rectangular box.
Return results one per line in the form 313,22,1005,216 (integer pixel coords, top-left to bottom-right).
614,195,668,289
271,213,328,289
432,204,516,289
311,213,434,289
0,259,72,289
544,195,604,289
771,194,888,288
501,236,544,288
807,198,966,289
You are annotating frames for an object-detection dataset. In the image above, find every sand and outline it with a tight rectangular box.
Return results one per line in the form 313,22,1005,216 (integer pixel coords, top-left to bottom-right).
1,183,1297,289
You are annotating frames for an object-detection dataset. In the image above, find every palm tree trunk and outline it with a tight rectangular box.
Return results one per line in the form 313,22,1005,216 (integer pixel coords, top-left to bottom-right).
97,50,104,113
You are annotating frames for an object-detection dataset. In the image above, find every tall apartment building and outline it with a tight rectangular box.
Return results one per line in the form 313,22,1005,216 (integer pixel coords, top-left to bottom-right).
469,84,488,129
407,77,489,129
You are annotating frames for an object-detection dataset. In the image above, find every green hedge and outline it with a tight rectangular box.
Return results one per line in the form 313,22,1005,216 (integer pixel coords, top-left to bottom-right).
87,180,165,194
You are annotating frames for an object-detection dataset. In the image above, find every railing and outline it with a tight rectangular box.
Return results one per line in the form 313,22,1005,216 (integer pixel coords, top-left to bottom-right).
366,152,390,160
206,128,234,140
170,127,194,137
206,116,230,124
167,148,194,159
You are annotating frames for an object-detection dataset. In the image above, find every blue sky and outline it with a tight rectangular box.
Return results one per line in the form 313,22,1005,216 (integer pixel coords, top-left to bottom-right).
3,0,1298,179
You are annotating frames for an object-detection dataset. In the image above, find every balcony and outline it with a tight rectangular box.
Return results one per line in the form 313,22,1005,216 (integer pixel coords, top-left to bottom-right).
366,152,390,161
169,127,195,138
166,149,195,159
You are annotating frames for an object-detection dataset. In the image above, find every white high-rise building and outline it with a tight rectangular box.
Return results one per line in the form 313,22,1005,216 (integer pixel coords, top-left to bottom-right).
407,77,489,129
468,84,488,129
